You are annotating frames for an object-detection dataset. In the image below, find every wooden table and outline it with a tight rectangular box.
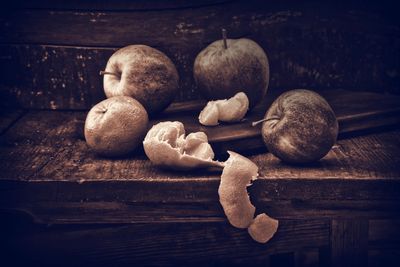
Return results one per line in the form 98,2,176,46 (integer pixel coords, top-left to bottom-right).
1,0,399,265
1,108,400,267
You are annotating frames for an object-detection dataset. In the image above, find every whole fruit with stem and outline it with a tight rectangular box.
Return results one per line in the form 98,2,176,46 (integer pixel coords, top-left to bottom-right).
100,45,179,115
253,89,338,164
193,29,269,109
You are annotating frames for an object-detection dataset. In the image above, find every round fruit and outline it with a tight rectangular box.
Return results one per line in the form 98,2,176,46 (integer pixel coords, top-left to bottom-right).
193,30,269,109
84,96,149,157
261,89,338,164
101,45,179,115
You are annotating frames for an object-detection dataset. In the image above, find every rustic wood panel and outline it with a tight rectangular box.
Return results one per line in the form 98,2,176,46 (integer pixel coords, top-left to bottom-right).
368,249,400,267
294,248,319,267
369,220,400,249
0,109,25,135
0,109,400,183
368,219,400,266
8,0,230,11
0,111,84,181
2,219,329,267
270,252,295,267
0,45,111,109
2,1,397,47
1,179,400,225
0,109,399,225
0,0,398,109
2,175,400,204
331,220,369,267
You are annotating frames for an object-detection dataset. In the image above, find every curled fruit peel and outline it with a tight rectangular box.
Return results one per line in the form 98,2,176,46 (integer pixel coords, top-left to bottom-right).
143,122,278,243
143,121,224,170
199,92,249,126
248,213,279,244
218,151,279,243
218,151,258,228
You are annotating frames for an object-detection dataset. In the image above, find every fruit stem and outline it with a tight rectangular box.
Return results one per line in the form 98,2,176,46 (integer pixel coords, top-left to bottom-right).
222,28,228,49
252,116,281,127
99,70,120,78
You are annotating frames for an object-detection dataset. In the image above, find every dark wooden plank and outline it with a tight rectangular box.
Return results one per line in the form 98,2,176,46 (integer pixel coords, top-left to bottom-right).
0,109,25,135
2,219,329,266
252,128,400,179
0,45,111,110
270,252,295,267
1,178,400,224
368,249,400,267
0,111,86,181
0,108,399,183
1,1,397,47
369,220,400,249
0,107,399,224
368,221,400,267
331,220,369,267
8,0,230,11
3,176,400,204
0,0,399,109
294,248,319,267
1,123,399,224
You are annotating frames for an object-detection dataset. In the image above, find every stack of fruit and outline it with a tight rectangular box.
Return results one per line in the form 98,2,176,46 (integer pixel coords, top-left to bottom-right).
84,45,179,157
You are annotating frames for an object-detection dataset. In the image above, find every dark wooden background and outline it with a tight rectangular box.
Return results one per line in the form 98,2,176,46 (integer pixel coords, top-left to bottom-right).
0,0,399,110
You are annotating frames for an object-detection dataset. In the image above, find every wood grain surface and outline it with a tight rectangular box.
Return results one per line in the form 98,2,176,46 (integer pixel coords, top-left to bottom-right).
0,0,398,109
2,219,329,266
1,112,399,267
0,109,25,135
1,90,400,183
0,92,400,225
154,89,400,153
331,220,369,267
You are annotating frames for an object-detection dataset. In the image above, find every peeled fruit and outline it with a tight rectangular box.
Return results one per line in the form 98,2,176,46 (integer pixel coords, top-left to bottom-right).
143,121,223,170
193,29,269,108
260,89,339,164
101,45,179,115
199,92,249,126
84,96,149,157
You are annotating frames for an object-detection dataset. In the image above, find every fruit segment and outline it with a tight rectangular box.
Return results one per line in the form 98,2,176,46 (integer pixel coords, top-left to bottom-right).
199,92,249,126
143,121,223,170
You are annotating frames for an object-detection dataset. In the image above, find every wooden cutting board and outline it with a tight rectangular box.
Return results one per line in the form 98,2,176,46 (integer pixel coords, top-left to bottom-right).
151,89,400,155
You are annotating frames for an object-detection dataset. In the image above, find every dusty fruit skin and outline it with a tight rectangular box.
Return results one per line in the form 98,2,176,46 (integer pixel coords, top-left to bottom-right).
84,96,149,157
262,89,339,164
193,38,269,109
103,45,179,115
